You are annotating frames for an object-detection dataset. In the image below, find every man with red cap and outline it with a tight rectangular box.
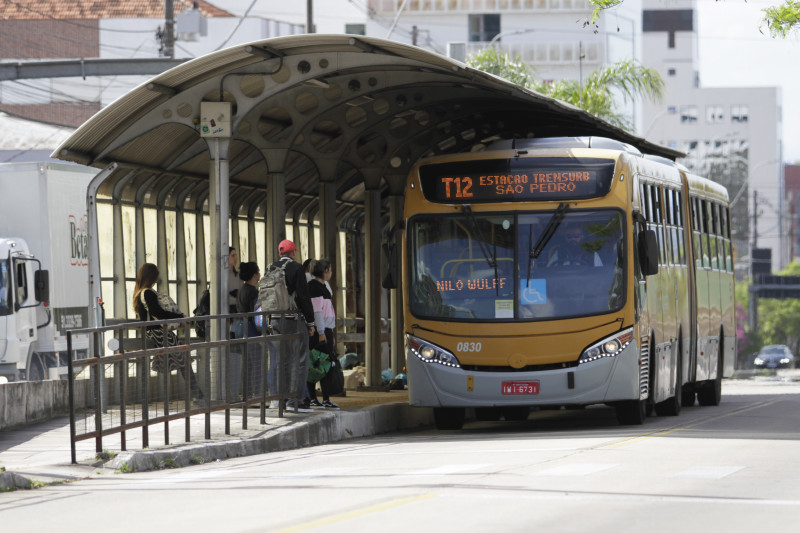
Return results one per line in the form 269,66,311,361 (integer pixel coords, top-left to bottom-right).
269,239,316,412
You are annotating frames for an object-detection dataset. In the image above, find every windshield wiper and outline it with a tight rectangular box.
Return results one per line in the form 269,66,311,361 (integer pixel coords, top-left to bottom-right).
462,205,500,294
527,203,569,287
530,202,570,261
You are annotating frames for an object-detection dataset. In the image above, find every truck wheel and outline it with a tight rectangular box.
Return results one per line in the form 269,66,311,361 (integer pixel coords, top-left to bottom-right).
28,353,46,381
433,407,465,430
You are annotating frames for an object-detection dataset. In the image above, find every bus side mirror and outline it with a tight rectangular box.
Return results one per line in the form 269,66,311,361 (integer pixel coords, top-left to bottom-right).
35,269,50,303
639,230,659,276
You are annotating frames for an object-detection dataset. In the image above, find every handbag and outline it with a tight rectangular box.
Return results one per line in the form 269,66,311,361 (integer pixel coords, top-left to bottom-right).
146,328,183,373
320,356,345,396
158,293,181,314
141,290,184,372
307,349,331,383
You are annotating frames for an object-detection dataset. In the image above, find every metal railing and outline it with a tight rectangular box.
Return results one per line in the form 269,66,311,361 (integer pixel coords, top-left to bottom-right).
67,311,304,464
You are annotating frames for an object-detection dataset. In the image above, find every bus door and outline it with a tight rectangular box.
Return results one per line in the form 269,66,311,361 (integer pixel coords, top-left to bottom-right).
707,202,724,376
692,197,712,382
680,184,699,384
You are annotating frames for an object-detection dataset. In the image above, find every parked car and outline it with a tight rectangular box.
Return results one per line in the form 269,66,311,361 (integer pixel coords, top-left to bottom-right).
753,345,795,369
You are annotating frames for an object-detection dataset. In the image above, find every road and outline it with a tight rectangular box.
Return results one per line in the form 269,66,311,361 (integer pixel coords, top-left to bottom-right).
1,378,799,532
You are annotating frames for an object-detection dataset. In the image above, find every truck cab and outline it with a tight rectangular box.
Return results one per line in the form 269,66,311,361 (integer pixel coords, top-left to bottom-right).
0,238,50,381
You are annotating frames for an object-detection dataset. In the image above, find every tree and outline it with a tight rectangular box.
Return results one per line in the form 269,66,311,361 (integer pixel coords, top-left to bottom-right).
467,48,663,131
756,261,800,357
589,0,800,38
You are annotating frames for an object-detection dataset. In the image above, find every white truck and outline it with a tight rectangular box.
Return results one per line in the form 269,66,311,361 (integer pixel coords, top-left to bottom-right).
0,162,97,381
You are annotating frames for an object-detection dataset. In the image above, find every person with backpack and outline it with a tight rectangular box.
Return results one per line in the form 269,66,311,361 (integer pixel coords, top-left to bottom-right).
262,240,316,412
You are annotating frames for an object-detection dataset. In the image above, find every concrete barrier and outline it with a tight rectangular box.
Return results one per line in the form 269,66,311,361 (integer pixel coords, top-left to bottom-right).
0,380,72,431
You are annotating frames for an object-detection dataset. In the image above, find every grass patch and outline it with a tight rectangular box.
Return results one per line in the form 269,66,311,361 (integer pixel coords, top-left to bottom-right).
96,449,117,461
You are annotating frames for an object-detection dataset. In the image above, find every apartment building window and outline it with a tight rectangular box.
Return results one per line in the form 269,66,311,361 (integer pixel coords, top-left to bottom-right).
680,105,698,123
469,14,500,42
706,105,724,124
668,68,676,76
731,105,749,123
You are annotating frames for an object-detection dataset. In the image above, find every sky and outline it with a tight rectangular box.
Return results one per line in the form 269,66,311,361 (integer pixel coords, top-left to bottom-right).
697,0,800,163
222,0,800,162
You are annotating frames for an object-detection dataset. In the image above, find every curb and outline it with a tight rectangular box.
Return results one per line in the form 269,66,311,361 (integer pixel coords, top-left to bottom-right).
0,471,38,491
107,402,433,473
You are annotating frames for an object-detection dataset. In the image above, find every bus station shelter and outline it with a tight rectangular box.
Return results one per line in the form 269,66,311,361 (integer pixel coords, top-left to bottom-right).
53,34,680,385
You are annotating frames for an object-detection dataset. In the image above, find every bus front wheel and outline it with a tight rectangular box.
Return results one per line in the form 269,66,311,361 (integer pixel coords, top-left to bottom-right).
616,399,646,425
433,407,465,430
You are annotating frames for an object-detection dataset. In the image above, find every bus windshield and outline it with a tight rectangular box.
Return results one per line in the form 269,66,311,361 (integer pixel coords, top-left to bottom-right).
0,259,10,316
408,209,625,321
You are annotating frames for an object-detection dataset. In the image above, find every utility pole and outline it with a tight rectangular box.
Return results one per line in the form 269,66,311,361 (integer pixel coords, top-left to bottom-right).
752,190,758,250
307,0,314,33
158,0,175,58
749,189,759,333
412,25,418,46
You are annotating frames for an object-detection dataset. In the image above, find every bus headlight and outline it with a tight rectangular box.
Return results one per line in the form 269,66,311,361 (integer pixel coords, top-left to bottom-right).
579,327,633,364
407,335,461,368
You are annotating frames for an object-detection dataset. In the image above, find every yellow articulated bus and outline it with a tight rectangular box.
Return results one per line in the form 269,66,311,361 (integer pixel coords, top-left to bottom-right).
395,137,735,430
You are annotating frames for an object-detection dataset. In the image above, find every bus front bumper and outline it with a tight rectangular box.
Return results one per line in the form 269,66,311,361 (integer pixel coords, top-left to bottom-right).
407,340,642,408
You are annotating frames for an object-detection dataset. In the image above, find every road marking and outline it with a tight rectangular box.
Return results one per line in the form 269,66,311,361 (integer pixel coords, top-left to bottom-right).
670,466,744,479
336,447,581,457
270,493,437,532
273,467,364,479
600,398,783,449
536,463,617,477
397,464,491,477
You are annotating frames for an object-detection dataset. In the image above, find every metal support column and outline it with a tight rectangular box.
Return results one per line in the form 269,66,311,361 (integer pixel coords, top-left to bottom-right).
208,138,231,400
364,189,383,386
388,194,404,375
319,180,337,267
266,174,286,260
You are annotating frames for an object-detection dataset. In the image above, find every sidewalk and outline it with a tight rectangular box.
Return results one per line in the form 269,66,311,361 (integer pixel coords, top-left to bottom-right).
0,389,429,491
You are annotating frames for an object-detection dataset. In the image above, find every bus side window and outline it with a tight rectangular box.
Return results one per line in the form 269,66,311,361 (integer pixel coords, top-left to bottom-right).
675,190,685,265
664,187,674,265
722,207,733,272
691,197,704,270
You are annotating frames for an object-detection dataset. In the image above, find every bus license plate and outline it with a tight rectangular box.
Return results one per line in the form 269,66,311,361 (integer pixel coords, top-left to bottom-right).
502,382,540,395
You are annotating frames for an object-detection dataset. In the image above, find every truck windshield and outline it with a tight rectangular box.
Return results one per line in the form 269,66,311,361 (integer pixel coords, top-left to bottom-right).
408,209,625,321
0,259,10,316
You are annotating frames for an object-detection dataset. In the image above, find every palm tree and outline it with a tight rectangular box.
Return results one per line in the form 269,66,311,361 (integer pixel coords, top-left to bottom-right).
467,48,664,131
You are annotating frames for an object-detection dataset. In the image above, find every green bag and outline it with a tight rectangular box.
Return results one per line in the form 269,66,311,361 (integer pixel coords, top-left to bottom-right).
307,349,331,383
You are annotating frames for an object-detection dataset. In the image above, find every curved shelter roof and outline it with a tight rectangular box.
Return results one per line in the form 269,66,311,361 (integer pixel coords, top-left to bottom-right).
53,34,679,217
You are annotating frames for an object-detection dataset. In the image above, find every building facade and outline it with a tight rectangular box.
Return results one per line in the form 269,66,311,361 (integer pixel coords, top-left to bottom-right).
0,0,303,128
366,0,646,128
640,0,783,276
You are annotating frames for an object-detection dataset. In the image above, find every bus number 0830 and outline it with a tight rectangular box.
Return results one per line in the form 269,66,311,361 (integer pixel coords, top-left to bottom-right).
457,342,482,352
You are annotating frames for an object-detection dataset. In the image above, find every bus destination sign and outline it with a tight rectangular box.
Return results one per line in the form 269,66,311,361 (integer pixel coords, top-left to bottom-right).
419,157,616,204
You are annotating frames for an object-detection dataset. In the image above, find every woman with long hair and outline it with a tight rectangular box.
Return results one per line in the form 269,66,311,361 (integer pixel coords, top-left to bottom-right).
133,263,202,400
307,259,339,410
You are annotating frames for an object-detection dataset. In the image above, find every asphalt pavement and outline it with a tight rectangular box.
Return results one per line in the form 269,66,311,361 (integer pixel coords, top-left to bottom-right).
0,389,426,491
